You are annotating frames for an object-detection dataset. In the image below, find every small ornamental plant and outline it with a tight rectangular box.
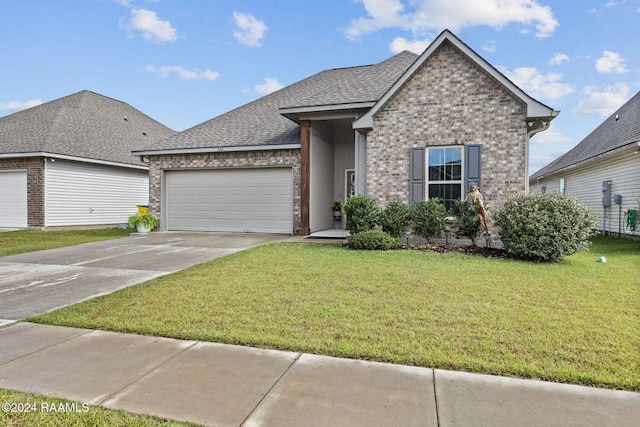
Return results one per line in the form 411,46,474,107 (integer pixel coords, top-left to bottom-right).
410,198,446,242
343,195,379,235
128,213,159,232
379,200,412,239
451,199,484,245
494,192,596,262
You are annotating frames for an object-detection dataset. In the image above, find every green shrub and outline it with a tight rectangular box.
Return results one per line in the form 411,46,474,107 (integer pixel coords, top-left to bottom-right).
349,230,400,250
343,195,380,234
451,199,484,244
379,201,412,238
410,199,446,242
494,192,597,262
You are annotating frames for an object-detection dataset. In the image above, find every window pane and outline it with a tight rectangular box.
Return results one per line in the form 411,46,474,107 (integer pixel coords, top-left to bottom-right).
428,147,462,182
429,183,462,211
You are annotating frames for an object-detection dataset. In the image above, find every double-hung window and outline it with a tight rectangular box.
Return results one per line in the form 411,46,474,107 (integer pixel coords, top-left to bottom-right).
409,145,481,211
427,147,462,211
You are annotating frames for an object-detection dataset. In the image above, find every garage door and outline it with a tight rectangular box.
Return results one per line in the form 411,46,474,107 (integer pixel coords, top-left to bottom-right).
166,168,293,234
0,171,28,228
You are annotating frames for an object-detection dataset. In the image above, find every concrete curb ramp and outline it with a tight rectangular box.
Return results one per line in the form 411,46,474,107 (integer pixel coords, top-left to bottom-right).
1,323,638,426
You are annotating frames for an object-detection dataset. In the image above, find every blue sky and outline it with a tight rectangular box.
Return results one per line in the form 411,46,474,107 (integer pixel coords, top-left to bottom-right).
1,0,639,173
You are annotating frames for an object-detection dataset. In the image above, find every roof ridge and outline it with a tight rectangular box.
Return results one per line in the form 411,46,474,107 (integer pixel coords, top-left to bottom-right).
42,104,67,153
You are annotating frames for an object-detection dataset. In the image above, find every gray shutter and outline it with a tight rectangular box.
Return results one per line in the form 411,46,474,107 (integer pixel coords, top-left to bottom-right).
409,148,425,203
465,144,482,193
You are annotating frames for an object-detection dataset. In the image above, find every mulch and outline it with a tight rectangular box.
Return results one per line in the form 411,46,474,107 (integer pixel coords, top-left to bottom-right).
400,243,513,259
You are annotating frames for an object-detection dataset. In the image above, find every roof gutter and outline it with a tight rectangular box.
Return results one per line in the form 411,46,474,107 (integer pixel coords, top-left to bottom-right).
0,152,148,170
133,143,301,157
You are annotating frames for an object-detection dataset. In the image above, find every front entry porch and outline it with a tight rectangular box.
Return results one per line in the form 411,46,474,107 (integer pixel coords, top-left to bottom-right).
307,118,356,234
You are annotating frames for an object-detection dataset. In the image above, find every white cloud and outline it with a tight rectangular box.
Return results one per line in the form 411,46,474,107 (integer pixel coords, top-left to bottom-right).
232,12,268,47
595,51,628,74
0,99,42,111
529,125,570,145
113,0,132,6
146,65,220,81
389,37,430,54
254,78,284,95
503,67,574,101
128,8,177,44
605,0,626,8
549,52,569,66
345,0,558,40
572,83,630,116
481,39,496,53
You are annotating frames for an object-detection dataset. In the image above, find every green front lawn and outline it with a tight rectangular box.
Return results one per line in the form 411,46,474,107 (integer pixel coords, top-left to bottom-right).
30,236,640,391
0,228,131,257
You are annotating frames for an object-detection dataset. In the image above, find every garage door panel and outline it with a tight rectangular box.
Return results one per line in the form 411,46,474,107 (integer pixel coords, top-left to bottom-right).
167,168,293,233
0,171,28,228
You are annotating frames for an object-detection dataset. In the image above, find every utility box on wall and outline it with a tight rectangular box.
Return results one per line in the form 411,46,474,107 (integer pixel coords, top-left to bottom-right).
602,180,612,207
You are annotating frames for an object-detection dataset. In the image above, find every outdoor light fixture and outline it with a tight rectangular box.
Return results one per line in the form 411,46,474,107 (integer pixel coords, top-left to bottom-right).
404,231,411,249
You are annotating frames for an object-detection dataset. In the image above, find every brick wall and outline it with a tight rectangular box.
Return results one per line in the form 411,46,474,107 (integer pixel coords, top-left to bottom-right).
148,149,302,233
367,41,528,232
0,157,45,228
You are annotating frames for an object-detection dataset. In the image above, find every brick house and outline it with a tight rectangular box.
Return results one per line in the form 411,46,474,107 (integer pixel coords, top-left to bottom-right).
134,30,558,235
0,90,175,229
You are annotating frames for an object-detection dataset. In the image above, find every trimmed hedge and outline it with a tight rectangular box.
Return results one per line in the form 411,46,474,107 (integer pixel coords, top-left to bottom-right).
379,201,412,238
343,195,379,234
494,192,596,262
349,230,400,250
410,199,446,242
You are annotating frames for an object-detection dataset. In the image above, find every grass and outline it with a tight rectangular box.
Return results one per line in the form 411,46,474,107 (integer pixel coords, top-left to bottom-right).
0,389,197,426
29,236,640,391
0,228,131,257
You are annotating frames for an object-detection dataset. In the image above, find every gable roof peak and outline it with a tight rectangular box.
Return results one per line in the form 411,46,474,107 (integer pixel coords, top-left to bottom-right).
353,29,558,130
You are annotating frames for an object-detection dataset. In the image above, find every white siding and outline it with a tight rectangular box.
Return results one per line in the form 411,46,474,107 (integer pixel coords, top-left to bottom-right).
0,170,28,228
45,159,148,226
532,149,640,236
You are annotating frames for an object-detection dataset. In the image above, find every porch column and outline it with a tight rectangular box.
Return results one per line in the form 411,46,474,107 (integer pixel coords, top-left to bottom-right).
354,131,367,196
300,120,311,235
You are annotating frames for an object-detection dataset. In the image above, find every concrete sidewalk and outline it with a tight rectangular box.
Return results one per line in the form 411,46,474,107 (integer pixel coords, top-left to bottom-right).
1,323,638,426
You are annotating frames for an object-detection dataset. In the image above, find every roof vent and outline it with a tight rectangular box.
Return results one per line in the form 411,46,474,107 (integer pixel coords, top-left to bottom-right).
123,116,128,121
142,132,147,136
615,114,619,121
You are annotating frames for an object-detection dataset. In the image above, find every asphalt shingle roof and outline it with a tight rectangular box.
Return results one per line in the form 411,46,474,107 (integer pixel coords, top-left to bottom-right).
0,90,175,166
143,51,419,151
531,90,640,180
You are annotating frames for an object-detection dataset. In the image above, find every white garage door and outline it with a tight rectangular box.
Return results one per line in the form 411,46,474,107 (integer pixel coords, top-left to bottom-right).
0,171,28,228
166,168,293,234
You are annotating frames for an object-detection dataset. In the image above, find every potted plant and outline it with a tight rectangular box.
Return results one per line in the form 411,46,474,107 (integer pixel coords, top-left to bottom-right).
128,213,159,233
331,200,343,220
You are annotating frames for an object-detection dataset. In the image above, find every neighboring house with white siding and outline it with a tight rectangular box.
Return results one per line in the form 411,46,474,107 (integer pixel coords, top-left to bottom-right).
530,91,640,237
0,90,175,229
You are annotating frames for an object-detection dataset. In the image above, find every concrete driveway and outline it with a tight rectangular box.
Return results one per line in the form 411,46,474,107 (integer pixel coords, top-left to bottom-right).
0,232,287,323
